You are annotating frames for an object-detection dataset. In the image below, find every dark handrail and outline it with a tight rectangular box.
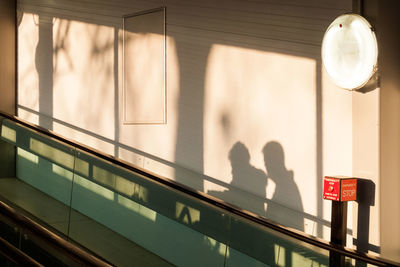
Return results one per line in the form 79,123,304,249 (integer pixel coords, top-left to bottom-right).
0,236,43,266
0,111,398,267
0,200,112,267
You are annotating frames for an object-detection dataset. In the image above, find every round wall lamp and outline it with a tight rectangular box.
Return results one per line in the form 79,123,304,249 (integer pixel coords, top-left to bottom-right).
321,14,378,90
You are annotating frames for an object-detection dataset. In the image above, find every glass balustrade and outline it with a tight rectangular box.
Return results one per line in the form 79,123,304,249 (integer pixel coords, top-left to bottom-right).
0,115,393,267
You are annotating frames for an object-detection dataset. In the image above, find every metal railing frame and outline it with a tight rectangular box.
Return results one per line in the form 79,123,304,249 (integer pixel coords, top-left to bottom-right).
0,110,398,267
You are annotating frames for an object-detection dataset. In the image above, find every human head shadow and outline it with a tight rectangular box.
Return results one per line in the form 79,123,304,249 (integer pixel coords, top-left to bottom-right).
262,141,304,232
207,141,268,217
216,142,276,265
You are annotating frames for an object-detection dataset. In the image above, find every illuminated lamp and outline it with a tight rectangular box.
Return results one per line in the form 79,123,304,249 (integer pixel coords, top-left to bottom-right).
321,14,378,90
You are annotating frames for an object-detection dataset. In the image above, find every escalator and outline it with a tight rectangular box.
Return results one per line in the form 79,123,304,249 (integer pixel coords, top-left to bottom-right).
0,111,398,267
0,235,42,266
0,200,111,266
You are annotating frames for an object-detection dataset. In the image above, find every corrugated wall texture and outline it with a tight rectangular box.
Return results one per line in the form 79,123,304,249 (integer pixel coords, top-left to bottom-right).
17,0,354,242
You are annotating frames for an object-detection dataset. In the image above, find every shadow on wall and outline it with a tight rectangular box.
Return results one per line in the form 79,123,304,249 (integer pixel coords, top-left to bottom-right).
263,141,304,232
16,1,355,241
207,142,266,217
208,140,308,265
209,141,305,232
228,142,267,215
354,178,378,262
35,15,54,130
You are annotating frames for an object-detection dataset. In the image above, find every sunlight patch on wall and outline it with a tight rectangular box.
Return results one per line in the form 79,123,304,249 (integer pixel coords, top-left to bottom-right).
321,67,353,241
204,44,316,215
118,34,179,168
304,218,316,237
203,181,228,195
52,19,115,140
122,8,165,124
322,224,331,241
53,122,115,156
18,12,40,113
143,157,175,181
321,67,352,178
123,32,165,123
17,10,180,173
116,147,144,168
17,108,39,125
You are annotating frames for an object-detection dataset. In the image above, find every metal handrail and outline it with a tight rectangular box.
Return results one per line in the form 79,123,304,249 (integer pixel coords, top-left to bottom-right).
0,236,43,266
0,199,112,267
0,110,398,267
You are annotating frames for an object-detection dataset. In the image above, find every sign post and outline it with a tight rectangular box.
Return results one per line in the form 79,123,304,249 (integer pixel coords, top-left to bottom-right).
323,176,357,266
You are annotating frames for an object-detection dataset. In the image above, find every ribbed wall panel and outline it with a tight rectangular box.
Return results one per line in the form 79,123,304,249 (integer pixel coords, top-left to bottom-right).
17,0,353,238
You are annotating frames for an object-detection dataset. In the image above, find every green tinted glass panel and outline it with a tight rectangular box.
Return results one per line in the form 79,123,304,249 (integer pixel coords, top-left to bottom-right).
69,149,229,266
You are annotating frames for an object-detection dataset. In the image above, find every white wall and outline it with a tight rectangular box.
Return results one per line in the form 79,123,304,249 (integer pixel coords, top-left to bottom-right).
17,0,355,242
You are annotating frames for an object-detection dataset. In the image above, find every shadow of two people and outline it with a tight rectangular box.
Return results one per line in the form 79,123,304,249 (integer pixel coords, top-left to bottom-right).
210,141,306,266
225,141,304,232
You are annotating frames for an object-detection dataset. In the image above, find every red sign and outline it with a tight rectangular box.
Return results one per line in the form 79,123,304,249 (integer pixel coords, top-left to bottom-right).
323,176,357,202
340,179,357,201
323,177,340,201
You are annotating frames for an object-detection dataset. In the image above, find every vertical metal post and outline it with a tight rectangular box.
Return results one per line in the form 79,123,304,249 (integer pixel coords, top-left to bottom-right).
330,201,347,266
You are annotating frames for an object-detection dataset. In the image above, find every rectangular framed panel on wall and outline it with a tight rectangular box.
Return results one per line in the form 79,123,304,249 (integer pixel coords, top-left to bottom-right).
122,7,166,125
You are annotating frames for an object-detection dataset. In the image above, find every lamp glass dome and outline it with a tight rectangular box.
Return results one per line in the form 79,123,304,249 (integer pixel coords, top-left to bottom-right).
321,14,378,90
